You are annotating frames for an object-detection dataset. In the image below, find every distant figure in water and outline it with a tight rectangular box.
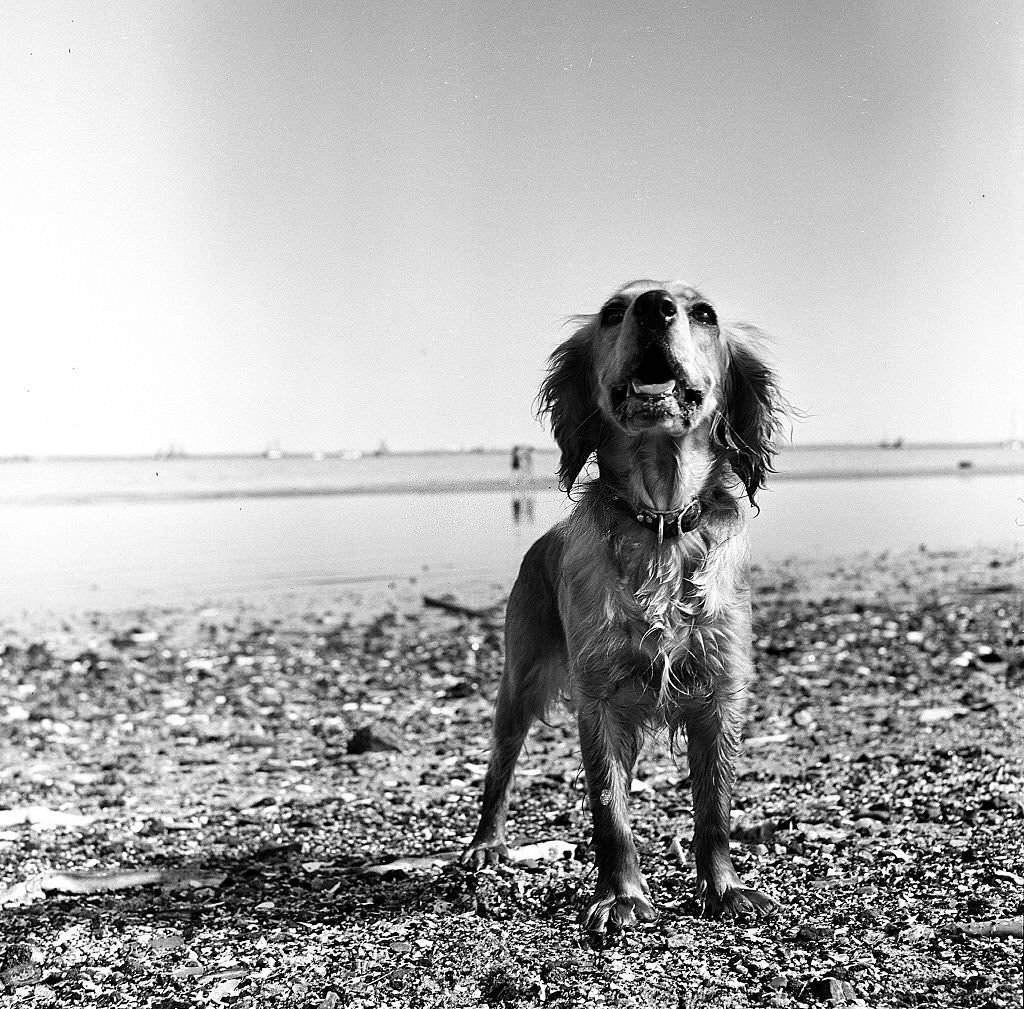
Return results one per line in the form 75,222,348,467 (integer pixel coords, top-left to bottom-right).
510,445,536,525
510,444,534,478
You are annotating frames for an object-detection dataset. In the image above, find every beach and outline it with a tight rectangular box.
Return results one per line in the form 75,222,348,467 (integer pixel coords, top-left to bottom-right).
6,0,1021,1002
0,544,1020,1007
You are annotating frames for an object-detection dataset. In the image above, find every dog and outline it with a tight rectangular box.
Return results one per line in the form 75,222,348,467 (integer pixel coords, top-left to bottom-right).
462,279,786,933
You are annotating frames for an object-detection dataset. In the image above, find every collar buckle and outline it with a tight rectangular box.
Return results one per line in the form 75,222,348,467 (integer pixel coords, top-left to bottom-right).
609,487,702,540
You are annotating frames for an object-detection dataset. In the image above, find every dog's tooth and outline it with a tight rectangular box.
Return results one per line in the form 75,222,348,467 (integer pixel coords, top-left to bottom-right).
631,379,677,395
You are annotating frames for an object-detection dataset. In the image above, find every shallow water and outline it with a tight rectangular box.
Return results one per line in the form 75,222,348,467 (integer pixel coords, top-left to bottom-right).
0,463,1019,617
1,444,1020,504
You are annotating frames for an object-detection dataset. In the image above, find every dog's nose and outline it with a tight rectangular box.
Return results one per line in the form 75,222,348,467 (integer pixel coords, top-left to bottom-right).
634,290,678,331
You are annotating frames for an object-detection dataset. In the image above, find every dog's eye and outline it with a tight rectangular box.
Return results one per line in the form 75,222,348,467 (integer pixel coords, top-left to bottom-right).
689,303,717,327
601,304,626,326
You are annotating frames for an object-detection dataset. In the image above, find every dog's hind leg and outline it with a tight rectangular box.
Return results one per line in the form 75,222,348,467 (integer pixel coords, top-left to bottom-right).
462,531,567,867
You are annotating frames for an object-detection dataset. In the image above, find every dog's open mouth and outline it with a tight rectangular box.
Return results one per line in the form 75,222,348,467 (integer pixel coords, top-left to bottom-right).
611,377,705,425
608,340,707,428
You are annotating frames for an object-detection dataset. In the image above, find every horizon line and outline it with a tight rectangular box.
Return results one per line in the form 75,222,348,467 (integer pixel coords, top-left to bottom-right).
0,438,1019,464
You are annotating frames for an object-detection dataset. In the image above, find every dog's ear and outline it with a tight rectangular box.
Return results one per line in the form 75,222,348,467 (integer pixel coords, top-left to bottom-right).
713,325,786,506
537,320,603,492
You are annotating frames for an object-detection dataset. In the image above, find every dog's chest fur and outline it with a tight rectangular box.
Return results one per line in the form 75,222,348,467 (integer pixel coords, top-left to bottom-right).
614,535,729,675
561,516,748,694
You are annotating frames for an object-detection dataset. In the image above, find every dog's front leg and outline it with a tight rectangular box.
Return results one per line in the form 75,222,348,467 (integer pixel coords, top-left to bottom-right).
686,689,778,918
577,681,658,933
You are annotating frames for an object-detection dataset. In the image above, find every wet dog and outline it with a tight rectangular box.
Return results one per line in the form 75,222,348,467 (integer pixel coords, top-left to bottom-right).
463,280,785,932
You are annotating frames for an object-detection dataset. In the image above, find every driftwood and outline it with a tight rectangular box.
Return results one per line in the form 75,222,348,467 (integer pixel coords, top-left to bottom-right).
957,917,1024,938
0,805,93,829
0,867,227,907
422,595,500,620
360,839,575,877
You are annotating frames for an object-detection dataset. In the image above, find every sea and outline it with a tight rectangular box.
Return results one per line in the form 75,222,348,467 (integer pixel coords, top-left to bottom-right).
1,445,1021,617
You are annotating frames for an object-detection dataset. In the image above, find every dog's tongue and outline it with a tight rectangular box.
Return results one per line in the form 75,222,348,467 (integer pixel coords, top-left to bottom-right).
631,379,676,396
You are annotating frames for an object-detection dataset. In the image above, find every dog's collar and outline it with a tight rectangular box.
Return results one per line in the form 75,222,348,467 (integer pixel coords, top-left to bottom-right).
602,486,703,543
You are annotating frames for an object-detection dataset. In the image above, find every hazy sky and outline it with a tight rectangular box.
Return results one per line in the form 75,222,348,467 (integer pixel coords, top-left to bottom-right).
3,2,1021,456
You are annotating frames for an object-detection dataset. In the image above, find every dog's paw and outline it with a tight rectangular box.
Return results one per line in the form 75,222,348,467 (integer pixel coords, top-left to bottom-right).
460,839,510,869
580,879,657,934
704,885,779,920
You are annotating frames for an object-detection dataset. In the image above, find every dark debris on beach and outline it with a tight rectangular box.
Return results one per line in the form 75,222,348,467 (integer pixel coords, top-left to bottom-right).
0,549,1020,1008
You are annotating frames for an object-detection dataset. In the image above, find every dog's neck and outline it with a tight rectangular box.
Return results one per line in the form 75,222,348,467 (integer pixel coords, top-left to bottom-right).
596,429,714,514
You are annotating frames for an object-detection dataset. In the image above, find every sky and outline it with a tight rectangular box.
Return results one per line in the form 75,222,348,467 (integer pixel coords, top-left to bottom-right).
2,2,1022,456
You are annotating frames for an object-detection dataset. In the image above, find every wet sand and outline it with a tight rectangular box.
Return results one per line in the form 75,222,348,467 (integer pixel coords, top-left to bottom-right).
0,546,1019,1007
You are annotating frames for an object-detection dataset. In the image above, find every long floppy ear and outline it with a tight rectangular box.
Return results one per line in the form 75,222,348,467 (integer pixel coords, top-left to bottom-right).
536,319,604,492
713,324,786,506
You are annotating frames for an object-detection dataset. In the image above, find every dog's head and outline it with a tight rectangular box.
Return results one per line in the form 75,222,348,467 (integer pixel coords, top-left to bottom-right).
594,280,725,438
538,280,786,503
